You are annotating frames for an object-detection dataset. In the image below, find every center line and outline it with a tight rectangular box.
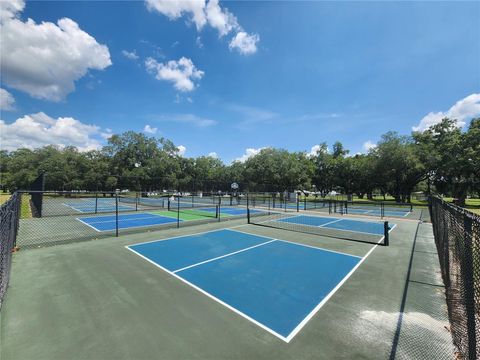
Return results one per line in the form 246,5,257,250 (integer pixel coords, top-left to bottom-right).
173,239,277,274
318,219,343,228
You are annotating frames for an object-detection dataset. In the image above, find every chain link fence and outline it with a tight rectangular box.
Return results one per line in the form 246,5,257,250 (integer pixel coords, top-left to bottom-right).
429,196,480,359
0,192,21,309
15,191,253,249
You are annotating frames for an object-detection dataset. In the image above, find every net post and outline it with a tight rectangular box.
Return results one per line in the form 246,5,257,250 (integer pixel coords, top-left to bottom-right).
135,192,139,211
344,201,348,215
328,200,332,214
95,192,98,214
381,202,384,218
297,197,299,212
268,197,271,210
383,221,389,246
284,199,287,212
247,207,251,224
304,197,307,211
115,194,119,237
217,205,220,221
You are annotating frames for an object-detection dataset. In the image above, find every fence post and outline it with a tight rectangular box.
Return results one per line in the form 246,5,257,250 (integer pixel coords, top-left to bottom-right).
115,194,119,237
177,197,180,228
463,215,476,359
95,192,98,214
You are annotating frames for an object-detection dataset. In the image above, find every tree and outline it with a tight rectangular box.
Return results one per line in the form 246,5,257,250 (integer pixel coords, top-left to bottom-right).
413,118,478,205
373,132,425,202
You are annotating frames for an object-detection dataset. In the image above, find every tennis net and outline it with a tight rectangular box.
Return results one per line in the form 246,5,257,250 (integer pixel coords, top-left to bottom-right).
118,195,167,208
247,208,390,245
167,200,219,218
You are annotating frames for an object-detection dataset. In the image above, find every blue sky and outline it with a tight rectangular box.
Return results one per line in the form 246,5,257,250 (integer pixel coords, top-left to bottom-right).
1,0,479,162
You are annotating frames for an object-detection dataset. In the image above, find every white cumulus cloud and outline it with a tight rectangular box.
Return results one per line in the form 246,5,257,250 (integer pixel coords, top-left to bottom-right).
413,93,480,132
0,0,111,102
205,0,238,36
235,147,266,162
177,145,186,156
145,57,204,92
145,0,207,30
143,124,158,134
308,145,323,157
0,88,15,111
122,49,139,60
229,31,259,55
145,0,258,55
362,140,377,152
208,152,218,158
0,112,105,151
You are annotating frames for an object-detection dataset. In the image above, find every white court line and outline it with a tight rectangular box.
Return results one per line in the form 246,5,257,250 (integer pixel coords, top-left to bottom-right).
275,215,392,237
172,239,277,273
83,214,169,225
77,216,179,232
125,228,372,342
75,217,101,232
227,228,362,259
125,245,291,342
317,219,343,227
126,228,230,248
285,236,382,342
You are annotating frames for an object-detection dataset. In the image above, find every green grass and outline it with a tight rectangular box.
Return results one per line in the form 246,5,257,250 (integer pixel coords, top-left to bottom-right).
1,193,32,218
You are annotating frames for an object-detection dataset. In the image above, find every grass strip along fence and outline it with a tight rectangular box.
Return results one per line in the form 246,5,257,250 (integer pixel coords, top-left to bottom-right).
429,196,480,360
0,192,21,310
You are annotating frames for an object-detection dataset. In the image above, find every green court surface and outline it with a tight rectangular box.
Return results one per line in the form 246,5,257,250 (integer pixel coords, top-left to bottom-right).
1,216,454,359
149,209,227,221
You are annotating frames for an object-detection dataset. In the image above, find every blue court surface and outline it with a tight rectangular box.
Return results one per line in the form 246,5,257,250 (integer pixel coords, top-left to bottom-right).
276,215,395,235
126,229,363,342
346,208,409,217
64,198,134,213
77,212,178,231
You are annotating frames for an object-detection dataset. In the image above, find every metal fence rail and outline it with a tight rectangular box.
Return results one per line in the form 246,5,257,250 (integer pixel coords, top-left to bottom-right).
14,191,251,249
0,192,21,310
429,196,480,360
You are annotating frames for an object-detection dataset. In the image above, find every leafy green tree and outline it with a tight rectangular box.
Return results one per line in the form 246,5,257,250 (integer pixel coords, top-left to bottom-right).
413,118,479,205
373,132,425,202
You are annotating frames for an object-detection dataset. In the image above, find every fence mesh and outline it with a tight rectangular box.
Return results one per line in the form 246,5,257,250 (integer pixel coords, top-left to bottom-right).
14,191,253,249
0,192,21,309
429,196,480,360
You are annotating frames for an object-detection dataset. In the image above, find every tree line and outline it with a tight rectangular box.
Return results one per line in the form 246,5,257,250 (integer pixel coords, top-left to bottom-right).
1,118,478,205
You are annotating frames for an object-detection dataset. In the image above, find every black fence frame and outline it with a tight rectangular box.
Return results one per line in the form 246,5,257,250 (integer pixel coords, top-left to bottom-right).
429,196,479,360
0,192,21,309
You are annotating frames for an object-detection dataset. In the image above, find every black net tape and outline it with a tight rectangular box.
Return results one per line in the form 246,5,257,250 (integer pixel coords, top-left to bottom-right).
429,196,480,359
